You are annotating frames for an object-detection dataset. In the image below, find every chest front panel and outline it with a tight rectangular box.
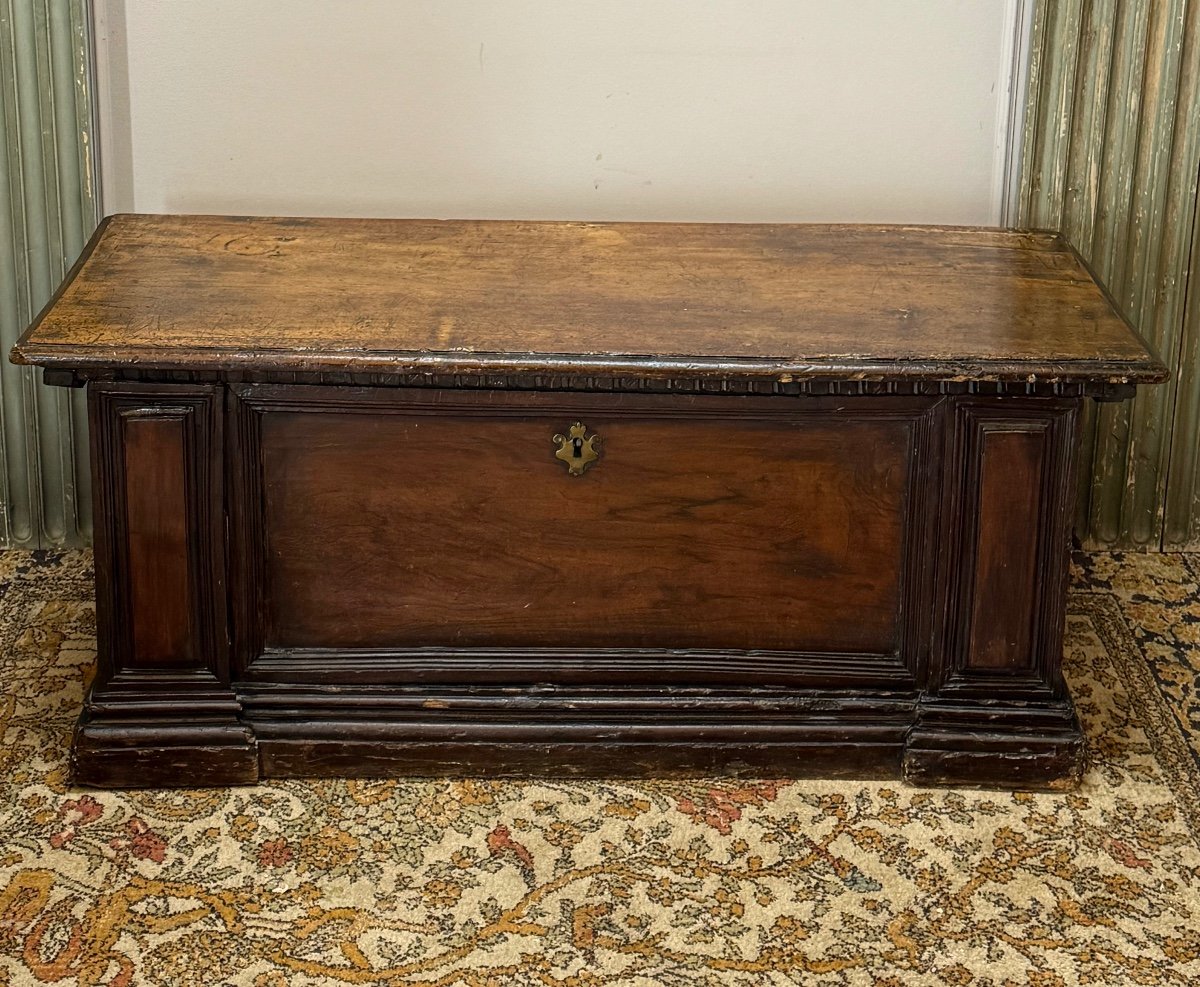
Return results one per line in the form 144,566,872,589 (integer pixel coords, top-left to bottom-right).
232,387,941,685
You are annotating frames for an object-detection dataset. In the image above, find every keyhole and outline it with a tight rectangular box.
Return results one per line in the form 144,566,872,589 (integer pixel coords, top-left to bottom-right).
572,437,583,458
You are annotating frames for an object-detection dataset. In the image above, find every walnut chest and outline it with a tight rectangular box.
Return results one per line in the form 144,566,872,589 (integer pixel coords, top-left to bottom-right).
11,215,1167,788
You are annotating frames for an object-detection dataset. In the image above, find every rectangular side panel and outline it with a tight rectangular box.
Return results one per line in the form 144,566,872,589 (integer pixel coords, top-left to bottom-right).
121,412,193,666
936,398,1079,698
253,395,925,656
967,429,1046,671
90,383,227,679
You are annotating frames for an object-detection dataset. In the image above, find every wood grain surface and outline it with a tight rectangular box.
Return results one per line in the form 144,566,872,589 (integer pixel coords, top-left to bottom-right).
260,403,913,654
12,214,1167,385
120,411,193,667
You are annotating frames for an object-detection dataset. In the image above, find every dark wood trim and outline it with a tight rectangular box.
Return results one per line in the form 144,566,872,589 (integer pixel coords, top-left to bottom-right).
242,647,917,688
72,719,258,788
226,385,266,682
236,683,920,719
243,683,916,780
256,740,904,781
903,700,1085,790
35,364,1151,399
231,383,940,416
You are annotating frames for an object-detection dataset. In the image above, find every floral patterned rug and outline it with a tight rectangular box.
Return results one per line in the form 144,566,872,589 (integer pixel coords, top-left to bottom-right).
1,551,1199,987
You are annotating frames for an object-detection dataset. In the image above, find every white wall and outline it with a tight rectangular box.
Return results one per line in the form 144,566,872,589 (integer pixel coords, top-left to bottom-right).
94,1,1028,226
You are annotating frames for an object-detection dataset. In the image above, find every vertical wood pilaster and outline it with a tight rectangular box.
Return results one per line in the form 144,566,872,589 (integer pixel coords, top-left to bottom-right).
77,382,256,787
91,383,228,678
905,397,1083,788
938,399,1078,697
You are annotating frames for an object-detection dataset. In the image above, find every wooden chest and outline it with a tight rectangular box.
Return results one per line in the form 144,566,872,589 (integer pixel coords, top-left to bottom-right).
12,216,1166,788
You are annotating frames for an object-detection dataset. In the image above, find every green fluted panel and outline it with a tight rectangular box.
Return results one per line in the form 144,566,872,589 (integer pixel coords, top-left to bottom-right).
1164,187,1200,546
1018,0,1084,228
0,0,96,547
1077,0,1152,543
1099,1,1194,546
1020,0,1200,549
1162,16,1200,547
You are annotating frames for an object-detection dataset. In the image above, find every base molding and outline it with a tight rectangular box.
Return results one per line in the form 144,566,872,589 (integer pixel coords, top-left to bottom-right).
256,738,904,780
68,687,1085,790
247,689,915,780
72,717,259,788
902,699,1086,789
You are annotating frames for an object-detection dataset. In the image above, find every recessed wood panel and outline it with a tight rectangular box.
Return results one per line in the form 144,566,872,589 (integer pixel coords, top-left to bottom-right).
120,411,193,666
260,408,915,654
966,428,1046,672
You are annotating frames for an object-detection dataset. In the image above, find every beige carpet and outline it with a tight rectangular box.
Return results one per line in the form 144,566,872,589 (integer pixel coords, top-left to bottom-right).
1,551,1199,986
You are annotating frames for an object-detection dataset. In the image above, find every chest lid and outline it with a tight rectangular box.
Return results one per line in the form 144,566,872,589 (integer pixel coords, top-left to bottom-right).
12,214,1167,391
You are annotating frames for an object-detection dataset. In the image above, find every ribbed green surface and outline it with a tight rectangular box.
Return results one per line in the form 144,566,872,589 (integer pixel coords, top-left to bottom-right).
1020,0,1200,549
1164,182,1200,546
1162,9,1200,548
0,0,96,547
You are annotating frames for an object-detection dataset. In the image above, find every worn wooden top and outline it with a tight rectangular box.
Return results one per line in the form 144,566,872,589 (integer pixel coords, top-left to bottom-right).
12,214,1167,386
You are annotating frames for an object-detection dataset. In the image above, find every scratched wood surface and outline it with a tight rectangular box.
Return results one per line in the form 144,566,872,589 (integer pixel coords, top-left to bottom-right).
12,214,1166,384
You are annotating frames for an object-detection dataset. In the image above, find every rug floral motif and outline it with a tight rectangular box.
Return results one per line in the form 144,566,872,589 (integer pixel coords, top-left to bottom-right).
0,551,1198,986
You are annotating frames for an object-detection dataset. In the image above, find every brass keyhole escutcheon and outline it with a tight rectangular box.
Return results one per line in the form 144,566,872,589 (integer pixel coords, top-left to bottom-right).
553,423,600,476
